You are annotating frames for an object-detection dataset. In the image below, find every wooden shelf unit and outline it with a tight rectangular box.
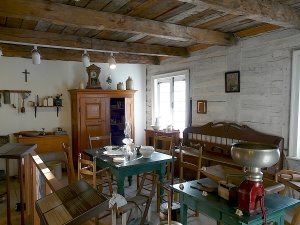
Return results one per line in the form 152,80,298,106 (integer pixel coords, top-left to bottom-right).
34,106,63,117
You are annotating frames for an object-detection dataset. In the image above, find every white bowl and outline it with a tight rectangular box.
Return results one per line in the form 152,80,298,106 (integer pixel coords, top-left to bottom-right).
151,125,163,131
140,146,155,158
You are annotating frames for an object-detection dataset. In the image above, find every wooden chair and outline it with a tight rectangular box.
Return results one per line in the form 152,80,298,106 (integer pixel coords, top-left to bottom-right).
179,143,203,182
112,172,159,225
62,143,76,184
154,136,173,180
276,169,300,225
89,133,111,149
78,153,113,195
158,143,203,217
137,135,173,189
78,153,114,225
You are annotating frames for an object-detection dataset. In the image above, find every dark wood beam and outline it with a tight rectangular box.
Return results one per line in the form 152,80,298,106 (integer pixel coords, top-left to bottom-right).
177,0,300,28
0,27,189,57
0,43,160,65
0,0,236,46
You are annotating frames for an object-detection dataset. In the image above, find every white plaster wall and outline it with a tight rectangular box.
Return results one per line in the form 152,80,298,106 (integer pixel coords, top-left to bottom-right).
0,57,146,175
146,28,300,150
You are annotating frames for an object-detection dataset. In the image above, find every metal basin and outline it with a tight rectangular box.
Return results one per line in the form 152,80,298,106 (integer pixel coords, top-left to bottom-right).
231,142,280,168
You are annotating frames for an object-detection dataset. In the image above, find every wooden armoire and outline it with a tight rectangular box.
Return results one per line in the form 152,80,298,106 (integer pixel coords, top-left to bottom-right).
68,89,136,164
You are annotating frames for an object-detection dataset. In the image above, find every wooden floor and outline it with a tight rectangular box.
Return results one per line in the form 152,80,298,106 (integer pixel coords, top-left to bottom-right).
0,173,297,225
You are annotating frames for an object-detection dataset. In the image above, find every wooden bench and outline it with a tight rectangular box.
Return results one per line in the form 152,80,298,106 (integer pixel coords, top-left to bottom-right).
177,122,284,180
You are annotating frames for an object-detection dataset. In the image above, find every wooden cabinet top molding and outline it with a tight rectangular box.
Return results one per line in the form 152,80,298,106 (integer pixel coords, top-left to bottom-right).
68,89,137,95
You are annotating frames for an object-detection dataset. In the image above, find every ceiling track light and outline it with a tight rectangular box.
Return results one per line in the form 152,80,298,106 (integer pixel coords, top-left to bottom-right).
108,52,116,69
31,45,41,65
82,50,90,67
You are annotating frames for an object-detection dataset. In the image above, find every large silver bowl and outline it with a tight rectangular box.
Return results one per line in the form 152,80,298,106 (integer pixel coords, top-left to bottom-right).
231,142,280,168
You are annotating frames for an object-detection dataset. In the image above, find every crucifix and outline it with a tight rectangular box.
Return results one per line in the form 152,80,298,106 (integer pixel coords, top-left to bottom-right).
22,69,30,82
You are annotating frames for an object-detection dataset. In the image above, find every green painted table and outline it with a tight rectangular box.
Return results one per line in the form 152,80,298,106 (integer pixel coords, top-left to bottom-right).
172,178,300,225
83,149,172,196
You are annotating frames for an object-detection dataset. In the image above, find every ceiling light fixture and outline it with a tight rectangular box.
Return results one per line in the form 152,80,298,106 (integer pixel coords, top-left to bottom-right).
82,50,90,67
108,52,116,69
31,45,41,65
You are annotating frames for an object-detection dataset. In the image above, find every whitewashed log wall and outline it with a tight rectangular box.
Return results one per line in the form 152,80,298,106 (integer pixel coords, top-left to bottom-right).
146,28,300,154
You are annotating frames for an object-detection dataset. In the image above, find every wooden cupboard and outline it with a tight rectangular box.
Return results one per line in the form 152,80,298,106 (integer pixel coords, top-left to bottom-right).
69,89,136,164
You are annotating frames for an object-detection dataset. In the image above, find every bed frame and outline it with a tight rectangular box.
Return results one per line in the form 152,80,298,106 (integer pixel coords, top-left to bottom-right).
180,122,284,180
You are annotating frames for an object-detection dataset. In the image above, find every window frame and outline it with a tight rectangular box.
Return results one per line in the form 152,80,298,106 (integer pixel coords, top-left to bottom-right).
151,69,190,129
289,50,300,158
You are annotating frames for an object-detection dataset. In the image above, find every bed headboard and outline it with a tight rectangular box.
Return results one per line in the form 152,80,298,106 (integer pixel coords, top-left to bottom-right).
182,122,284,178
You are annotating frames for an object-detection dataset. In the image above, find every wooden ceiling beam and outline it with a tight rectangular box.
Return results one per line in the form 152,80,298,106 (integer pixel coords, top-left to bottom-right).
178,0,300,28
0,27,189,57
0,43,160,65
0,0,236,46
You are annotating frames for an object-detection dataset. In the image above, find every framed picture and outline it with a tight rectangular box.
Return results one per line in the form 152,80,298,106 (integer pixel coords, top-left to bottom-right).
225,71,240,93
86,64,102,89
197,100,207,114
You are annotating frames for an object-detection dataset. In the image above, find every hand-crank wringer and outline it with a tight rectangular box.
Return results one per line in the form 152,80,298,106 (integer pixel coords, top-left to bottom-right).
219,142,280,223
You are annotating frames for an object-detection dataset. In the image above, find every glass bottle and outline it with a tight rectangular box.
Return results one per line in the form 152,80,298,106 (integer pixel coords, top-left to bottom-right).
132,147,137,160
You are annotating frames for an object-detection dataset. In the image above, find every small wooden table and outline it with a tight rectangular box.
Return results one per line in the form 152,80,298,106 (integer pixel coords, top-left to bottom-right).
83,149,172,196
0,143,37,225
172,178,300,225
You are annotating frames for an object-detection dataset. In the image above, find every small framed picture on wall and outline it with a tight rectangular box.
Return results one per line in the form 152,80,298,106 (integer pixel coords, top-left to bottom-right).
225,71,240,93
197,100,207,114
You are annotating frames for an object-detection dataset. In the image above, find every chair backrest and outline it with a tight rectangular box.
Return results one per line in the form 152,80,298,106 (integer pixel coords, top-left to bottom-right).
62,143,76,184
89,133,111,149
77,153,113,196
154,136,173,180
153,135,173,155
179,142,203,180
78,153,97,188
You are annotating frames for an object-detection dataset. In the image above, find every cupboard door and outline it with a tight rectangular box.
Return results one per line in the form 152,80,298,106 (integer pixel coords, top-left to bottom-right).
125,98,134,141
79,97,110,151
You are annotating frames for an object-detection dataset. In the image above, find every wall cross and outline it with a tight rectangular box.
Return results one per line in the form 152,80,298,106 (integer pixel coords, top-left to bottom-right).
22,69,30,82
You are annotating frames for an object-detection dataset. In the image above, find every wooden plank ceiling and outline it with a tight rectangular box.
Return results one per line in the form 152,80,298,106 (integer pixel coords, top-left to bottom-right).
0,0,300,65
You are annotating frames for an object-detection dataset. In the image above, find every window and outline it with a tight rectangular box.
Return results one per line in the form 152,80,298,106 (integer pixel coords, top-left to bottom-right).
151,70,189,132
289,50,300,158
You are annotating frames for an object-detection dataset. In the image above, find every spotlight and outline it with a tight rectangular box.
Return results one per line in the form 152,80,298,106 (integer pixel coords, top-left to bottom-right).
82,50,90,67
108,52,116,69
31,46,41,65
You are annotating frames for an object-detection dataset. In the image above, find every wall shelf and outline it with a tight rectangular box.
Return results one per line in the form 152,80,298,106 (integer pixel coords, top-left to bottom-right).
34,106,62,117
0,90,31,93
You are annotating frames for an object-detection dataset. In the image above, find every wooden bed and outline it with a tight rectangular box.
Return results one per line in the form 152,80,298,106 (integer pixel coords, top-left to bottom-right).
178,122,284,180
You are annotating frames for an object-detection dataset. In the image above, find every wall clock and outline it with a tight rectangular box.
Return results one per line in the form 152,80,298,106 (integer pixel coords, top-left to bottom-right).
86,64,102,89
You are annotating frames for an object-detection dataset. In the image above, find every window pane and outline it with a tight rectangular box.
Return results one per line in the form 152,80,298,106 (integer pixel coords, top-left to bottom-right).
158,83,171,126
154,73,188,132
173,80,186,132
